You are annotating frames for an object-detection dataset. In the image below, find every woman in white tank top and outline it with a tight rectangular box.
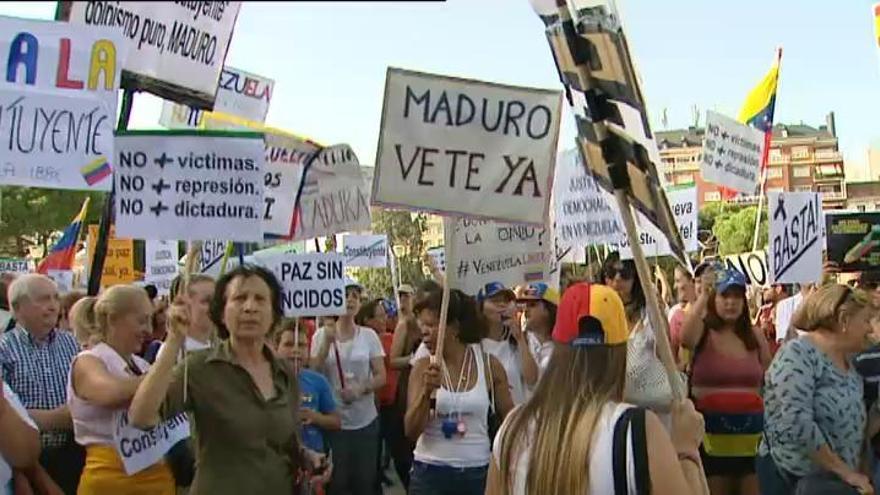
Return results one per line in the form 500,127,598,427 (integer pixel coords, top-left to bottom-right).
405,288,513,495
487,283,710,495
68,285,175,494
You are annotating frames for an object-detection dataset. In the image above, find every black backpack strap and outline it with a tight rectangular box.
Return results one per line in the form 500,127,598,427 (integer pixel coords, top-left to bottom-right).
612,407,637,495
630,408,651,495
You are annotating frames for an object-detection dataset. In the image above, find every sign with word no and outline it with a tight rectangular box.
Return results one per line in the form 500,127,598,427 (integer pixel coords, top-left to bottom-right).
701,111,765,194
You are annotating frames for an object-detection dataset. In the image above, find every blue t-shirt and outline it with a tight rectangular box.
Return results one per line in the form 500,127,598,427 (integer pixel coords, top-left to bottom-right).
299,369,336,452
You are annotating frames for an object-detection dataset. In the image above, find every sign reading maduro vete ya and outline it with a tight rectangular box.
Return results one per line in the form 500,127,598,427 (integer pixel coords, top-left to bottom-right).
114,130,265,242
373,68,562,225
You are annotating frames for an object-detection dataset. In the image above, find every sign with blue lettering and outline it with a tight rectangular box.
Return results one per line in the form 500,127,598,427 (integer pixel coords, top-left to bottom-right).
257,252,346,317
768,192,823,284
700,111,764,194
372,67,562,225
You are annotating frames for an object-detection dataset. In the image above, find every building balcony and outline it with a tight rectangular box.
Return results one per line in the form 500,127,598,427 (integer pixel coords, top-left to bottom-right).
768,154,790,164
814,150,842,163
791,153,813,162
820,191,846,201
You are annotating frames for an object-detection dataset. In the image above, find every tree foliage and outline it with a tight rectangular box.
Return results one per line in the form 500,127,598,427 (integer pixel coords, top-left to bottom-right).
353,208,428,299
0,187,105,258
712,205,768,255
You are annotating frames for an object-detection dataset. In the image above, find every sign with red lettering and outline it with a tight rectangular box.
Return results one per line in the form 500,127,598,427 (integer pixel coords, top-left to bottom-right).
372,68,562,225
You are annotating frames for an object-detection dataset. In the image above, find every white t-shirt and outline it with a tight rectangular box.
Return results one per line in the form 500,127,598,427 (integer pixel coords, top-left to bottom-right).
157,335,212,362
481,337,526,406
526,333,553,373
775,293,806,342
311,325,385,430
1,381,37,495
493,402,638,495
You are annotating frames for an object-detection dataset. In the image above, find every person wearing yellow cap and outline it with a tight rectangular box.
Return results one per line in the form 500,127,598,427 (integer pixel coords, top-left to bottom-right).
515,283,559,376
487,283,710,495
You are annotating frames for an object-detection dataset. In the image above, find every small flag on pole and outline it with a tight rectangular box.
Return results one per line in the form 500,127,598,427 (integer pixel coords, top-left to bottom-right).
80,157,112,186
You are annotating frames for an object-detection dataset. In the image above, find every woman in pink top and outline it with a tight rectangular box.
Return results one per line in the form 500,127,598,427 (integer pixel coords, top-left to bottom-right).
682,267,771,495
68,285,175,494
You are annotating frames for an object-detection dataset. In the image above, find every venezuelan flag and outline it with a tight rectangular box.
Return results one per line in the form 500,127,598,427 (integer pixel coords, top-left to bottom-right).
36,198,90,274
80,157,112,186
875,4,880,48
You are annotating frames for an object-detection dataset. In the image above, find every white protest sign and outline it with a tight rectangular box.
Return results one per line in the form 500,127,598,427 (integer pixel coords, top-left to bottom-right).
427,246,446,273
722,251,769,287
145,240,179,296
553,149,623,247
46,269,74,293
372,68,562,225
611,186,699,259
159,66,274,128
445,219,559,296
62,2,241,108
198,239,227,275
257,252,346,317
293,144,372,241
114,131,265,242
342,235,388,268
0,16,125,191
112,410,190,475
768,192,823,284
701,111,764,194
0,258,30,274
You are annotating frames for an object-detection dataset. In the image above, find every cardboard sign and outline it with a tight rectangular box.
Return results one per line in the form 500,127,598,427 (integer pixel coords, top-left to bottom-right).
825,212,880,273
0,15,124,190
722,251,769,287
611,186,699,259
86,225,136,287
445,218,559,296
342,235,388,268
257,252,346,317
553,149,624,248
701,111,764,194
293,144,372,241
768,192,823,284
112,410,190,475
426,246,446,274
60,2,241,109
144,240,179,295
114,131,265,242
372,68,562,225
159,66,274,128
0,258,30,274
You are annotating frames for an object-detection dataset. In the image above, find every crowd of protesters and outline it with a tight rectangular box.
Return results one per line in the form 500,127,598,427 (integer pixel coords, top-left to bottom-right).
2,249,880,495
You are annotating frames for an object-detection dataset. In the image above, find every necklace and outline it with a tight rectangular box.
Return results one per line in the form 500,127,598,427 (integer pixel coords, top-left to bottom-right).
440,346,472,439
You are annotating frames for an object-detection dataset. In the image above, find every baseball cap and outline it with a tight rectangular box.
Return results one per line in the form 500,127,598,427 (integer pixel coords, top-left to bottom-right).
477,282,515,303
552,283,628,347
715,269,747,294
516,282,560,306
344,277,363,290
397,284,415,295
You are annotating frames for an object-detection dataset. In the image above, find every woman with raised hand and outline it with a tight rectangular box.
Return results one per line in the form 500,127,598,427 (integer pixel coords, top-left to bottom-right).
406,287,513,495
68,285,175,494
681,266,771,495
127,265,326,495
310,279,386,495
758,284,876,495
487,282,710,495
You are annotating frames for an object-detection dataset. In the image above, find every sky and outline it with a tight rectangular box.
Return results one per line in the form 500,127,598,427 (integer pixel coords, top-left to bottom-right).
4,1,879,177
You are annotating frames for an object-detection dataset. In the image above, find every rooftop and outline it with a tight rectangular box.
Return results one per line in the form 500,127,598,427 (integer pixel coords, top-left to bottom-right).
656,113,837,149
846,181,880,199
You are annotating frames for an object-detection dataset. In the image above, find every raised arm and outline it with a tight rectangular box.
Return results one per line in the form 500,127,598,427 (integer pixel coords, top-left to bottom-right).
71,355,143,409
0,381,40,469
404,357,439,442
389,318,414,370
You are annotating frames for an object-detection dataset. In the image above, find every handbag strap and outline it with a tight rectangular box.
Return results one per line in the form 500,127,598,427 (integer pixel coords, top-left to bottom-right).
480,344,496,415
612,407,651,495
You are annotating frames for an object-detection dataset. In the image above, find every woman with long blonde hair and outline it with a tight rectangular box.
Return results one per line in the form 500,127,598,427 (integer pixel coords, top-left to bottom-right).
487,283,709,495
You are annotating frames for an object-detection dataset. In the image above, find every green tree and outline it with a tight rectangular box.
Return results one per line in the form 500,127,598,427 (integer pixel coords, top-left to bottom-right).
713,206,768,255
353,209,428,298
0,186,105,258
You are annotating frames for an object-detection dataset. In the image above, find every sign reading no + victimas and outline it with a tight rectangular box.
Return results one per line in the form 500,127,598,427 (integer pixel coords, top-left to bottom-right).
114,130,265,242
700,111,765,194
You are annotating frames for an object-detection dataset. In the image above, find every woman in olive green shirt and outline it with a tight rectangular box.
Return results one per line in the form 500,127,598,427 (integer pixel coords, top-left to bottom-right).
128,265,327,494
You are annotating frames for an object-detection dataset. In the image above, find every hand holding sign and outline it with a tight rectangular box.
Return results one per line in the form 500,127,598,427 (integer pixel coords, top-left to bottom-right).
167,295,190,342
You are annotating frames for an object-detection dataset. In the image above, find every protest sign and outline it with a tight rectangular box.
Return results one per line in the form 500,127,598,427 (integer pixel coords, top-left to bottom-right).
553,149,623,247
445,219,559,296
59,2,241,109
112,410,189,475
342,235,388,268
145,240,179,295
722,251,769,287
257,252,346,317
768,192,823,284
114,131,265,242
426,246,446,273
198,239,227,274
0,258,30,274
86,225,136,287
293,144,372,241
159,66,274,128
611,186,699,259
0,15,124,190
372,68,562,225
825,211,880,273
701,111,764,194
47,270,74,293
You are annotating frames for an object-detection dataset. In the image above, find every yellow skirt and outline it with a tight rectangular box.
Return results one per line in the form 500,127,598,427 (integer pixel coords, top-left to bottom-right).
77,444,175,495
